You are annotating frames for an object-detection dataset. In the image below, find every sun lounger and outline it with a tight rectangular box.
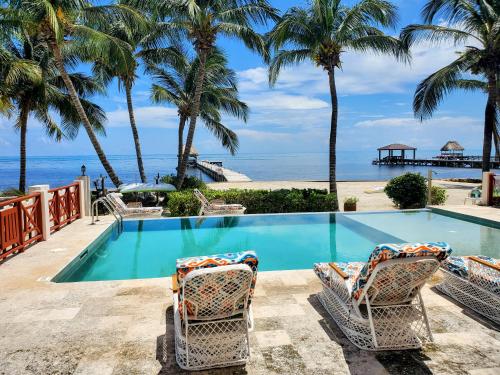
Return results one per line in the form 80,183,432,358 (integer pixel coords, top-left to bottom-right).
171,251,258,370
107,193,163,217
193,189,246,216
438,255,499,324
314,242,452,350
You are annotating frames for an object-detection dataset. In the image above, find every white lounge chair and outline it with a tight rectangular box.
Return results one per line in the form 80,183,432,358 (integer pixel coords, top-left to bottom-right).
314,242,452,351
193,189,246,216
107,193,163,217
438,255,499,324
171,251,258,370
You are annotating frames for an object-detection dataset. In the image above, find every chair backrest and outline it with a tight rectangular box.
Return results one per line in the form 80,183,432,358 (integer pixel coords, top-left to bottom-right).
107,193,128,211
181,264,253,320
352,242,452,304
176,251,259,320
193,189,210,207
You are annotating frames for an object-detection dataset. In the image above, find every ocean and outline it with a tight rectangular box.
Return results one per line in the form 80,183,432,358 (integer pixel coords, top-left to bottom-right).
0,151,497,190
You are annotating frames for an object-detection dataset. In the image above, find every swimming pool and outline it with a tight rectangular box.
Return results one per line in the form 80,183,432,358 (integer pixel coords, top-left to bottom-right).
54,210,500,282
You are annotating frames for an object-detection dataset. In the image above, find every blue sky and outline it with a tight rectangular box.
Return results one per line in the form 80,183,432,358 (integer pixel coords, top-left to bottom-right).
0,0,485,157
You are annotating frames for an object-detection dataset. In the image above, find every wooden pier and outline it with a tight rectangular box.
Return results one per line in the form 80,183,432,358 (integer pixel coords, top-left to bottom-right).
196,160,252,182
373,156,500,169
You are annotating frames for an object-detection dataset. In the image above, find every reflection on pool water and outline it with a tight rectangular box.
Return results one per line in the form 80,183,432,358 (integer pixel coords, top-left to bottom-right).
54,210,500,282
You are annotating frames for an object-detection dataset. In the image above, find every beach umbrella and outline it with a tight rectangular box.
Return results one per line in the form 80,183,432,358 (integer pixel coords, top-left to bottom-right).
119,183,176,193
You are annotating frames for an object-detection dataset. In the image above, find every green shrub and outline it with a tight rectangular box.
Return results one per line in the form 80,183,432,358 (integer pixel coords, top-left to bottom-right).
384,173,427,209
160,174,206,190
0,188,24,197
165,188,338,216
430,186,448,205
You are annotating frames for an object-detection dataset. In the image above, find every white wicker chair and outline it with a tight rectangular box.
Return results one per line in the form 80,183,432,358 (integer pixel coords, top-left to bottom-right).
107,193,163,217
193,189,246,216
170,251,258,371
314,242,452,351
437,255,499,324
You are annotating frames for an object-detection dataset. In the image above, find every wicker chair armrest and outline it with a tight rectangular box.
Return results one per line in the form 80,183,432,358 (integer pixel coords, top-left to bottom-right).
329,262,349,279
468,256,500,272
171,274,179,293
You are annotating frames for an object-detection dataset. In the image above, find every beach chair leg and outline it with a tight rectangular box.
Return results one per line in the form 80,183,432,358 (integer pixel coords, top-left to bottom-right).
365,297,379,349
418,291,433,343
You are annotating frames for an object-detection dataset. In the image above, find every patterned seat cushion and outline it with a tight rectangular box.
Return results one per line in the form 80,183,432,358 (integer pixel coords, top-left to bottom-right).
314,262,364,295
176,251,258,319
351,242,452,301
441,256,469,278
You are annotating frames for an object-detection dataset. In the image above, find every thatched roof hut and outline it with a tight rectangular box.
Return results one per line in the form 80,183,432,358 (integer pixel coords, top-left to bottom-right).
440,141,464,156
441,141,464,152
377,143,416,151
182,145,199,157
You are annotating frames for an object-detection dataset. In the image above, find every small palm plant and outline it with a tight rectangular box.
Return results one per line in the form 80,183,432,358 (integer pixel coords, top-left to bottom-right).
3,0,145,187
0,29,106,192
267,0,408,208
149,48,248,172
152,0,279,189
400,0,499,171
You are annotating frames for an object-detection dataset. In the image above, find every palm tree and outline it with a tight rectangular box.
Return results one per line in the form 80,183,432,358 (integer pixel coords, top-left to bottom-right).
0,29,106,192
153,0,278,189
400,0,499,171
93,1,175,183
149,49,248,172
267,0,407,204
4,0,145,187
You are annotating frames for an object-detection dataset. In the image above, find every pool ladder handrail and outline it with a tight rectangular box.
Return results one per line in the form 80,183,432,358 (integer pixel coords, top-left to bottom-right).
91,196,123,226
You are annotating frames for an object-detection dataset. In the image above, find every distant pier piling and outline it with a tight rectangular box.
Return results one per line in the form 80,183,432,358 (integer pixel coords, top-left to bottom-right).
196,160,252,182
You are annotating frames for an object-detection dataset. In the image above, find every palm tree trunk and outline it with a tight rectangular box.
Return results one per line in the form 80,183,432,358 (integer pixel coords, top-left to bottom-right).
18,100,30,193
50,41,122,187
125,79,147,183
177,115,187,173
176,49,208,189
482,75,496,172
327,68,339,209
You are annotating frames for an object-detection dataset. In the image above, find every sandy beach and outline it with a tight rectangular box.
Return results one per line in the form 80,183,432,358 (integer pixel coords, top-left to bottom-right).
208,179,480,211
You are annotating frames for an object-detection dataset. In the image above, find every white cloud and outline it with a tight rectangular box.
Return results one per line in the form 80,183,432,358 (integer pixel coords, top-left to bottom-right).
243,91,329,110
106,106,178,128
355,116,482,129
235,128,293,140
0,137,10,146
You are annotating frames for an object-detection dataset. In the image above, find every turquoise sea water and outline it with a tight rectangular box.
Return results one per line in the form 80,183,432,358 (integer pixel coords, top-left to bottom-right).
1,151,497,190
55,210,500,282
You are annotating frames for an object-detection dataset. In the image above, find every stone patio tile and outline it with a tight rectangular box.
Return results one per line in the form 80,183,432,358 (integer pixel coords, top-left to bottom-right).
74,359,116,375
468,368,500,375
279,273,308,286
255,330,292,347
12,307,80,323
253,303,305,319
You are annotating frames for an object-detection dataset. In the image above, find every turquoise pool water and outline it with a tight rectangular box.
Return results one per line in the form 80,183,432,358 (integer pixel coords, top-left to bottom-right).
54,210,500,282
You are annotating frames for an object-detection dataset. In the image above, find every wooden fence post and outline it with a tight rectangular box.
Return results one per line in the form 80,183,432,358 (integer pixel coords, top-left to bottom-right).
28,185,50,241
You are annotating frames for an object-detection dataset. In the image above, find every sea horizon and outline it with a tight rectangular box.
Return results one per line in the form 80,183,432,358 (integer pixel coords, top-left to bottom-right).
1,150,497,190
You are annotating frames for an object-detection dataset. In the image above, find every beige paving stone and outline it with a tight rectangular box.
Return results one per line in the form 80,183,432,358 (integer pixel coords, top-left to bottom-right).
468,368,500,375
255,330,292,347
74,359,116,375
253,303,305,319
12,307,80,323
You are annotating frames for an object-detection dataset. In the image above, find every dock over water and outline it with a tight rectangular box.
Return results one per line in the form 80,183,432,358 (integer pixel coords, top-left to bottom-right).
373,156,500,168
196,160,252,182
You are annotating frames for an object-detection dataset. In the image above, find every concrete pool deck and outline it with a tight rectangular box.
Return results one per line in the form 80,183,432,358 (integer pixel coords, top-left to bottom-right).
0,211,499,374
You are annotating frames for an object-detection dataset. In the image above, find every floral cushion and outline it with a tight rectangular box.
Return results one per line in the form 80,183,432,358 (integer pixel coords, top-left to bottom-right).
441,256,469,278
351,242,452,300
314,262,364,294
176,251,258,318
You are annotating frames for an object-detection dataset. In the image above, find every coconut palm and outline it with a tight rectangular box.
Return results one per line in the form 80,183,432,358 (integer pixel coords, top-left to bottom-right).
267,0,407,204
0,30,106,192
92,1,176,183
152,0,278,189
400,0,499,171
149,49,248,172
3,0,145,187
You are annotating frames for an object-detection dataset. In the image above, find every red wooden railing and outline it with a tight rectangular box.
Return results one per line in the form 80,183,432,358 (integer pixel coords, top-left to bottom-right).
0,193,43,261
48,183,81,232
